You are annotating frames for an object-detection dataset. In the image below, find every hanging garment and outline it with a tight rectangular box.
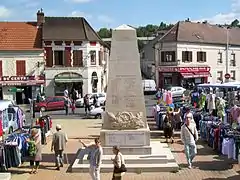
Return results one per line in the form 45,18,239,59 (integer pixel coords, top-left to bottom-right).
0,120,3,137
207,93,216,112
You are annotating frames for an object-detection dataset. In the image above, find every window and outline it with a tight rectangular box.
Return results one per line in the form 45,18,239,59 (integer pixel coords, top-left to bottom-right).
141,51,145,59
54,51,64,66
16,60,26,76
230,53,236,66
217,71,223,81
161,51,176,62
90,50,96,65
217,52,222,63
45,47,53,67
182,51,192,62
197,51,207,62
73,50,83,67
231,70,236,80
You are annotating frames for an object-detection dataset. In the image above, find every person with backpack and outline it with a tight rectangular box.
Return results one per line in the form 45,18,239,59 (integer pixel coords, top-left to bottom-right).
163,109,174,143
27,128,42,174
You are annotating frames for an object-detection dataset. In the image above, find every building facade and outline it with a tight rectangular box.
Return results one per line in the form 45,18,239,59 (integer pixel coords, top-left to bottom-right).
154,21,240,89
38,12,109,97
0,22,44,104
140,31,166,79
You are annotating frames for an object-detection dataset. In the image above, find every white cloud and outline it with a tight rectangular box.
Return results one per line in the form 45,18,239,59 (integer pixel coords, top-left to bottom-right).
65,0,92,3
97,15,114,24
0,6,11,18
196,0,240,24
70,11,92,19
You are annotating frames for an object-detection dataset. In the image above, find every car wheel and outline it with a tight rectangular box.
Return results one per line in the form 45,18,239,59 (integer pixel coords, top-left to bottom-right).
8,127,13,134
40,106,46,112
95,114,102,119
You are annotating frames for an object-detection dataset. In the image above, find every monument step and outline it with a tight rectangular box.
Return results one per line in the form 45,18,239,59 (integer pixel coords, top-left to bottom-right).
81,154,169,164
71,162,179,173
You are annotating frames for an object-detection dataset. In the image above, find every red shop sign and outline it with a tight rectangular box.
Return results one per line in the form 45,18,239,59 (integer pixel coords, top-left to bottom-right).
159,66,210,73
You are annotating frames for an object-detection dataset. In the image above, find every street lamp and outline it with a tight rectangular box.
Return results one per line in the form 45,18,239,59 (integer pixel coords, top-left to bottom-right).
225,26,230,82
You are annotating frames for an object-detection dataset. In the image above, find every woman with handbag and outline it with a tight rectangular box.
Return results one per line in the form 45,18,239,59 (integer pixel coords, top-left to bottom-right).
27,128,42,174
111,146,127,180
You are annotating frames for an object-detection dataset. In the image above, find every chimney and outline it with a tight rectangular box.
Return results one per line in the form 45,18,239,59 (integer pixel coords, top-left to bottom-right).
37,8,45,26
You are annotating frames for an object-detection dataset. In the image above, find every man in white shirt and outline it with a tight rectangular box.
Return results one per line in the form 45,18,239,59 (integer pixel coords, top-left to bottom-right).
64,88,69,97
181,116,198,169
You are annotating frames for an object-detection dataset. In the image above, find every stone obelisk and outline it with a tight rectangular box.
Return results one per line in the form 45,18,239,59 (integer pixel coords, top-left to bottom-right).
100,25,151,155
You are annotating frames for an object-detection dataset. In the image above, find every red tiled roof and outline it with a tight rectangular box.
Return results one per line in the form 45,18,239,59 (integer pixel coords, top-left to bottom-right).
0,22,42,50
159,21,240,46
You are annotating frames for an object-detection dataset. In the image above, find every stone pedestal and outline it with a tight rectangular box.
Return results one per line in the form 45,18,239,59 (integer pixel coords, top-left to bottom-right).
100,127,151,155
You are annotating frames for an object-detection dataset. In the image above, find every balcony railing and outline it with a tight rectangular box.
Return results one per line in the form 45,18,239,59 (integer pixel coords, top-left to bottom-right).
159,61,179,66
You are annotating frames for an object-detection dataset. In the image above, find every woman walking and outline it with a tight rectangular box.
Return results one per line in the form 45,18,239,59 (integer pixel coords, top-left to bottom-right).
112,146,126,180
163,109,174,143
27,128,42,174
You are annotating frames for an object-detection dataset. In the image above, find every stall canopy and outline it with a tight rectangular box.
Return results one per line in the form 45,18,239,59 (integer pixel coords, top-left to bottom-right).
181,71,211,78
54,72,83,83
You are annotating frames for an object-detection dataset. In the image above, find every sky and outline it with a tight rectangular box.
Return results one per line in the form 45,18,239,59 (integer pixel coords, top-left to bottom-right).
0,0,240,30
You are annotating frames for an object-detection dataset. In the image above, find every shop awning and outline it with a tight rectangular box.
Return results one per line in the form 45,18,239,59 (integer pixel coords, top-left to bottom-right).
181,72,211,78
54,72,83,83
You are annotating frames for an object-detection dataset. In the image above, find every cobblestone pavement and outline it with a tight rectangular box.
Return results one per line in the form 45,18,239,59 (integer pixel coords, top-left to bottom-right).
9,119,240,180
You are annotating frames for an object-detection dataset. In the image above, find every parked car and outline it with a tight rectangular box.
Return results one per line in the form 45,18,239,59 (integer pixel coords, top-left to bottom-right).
88,106,105,119
34,96,66,112
166,86,186,98
75,93,106,108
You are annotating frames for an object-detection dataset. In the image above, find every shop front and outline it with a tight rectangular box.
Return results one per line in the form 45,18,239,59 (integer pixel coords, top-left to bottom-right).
54,72,83,97
158,66,211,89
0,76,45,104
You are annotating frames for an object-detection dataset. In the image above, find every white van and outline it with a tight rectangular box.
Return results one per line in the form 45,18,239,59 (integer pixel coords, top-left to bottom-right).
142,79,157,94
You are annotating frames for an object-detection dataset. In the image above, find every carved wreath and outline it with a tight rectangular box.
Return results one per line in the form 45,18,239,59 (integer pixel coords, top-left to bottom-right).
106,111,145,130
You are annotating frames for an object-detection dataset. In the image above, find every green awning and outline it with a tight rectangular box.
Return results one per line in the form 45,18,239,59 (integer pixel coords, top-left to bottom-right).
55,78,83,83
54,72,83,83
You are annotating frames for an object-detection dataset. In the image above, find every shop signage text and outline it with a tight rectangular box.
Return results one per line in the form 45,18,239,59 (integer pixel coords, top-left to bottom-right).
159,67,210,72
0,76,45,86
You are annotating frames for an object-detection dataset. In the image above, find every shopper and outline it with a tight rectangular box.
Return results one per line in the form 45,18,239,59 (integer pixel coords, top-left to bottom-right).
163,110,174,143
181,116,198,169
88,138,103,180
84,94,91,115
112,146,126,180
51,124,68,170
27,128,42,174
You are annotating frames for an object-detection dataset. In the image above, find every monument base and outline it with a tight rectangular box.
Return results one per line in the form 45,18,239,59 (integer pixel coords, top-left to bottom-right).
100,128,151,155
71,141,179,173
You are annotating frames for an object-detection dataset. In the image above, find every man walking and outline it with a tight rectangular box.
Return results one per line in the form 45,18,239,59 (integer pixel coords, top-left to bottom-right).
51,124,68,170
181,116,198,169
88,138,103,180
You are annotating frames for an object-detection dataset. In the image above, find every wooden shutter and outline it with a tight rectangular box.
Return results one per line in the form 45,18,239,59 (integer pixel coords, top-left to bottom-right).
182,51,186,62
73,50,83,67
197,52,201,62
64,47,71,67
98,51,103,65
16,60,26,76
45,47,53,67
172,51,176,61
203,52,206,62
189,51,192,62
0,61,2,77
161,52,165,62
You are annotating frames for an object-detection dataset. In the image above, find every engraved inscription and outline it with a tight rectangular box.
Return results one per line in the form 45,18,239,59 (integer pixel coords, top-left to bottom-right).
105,132,145,146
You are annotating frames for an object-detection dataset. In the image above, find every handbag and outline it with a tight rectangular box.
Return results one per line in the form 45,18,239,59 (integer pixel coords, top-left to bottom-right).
185,124,196,141
113,154,127,173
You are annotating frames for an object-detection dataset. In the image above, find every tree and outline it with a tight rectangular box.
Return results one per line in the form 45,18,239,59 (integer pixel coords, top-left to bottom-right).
231,19,239,27
98,28,112,38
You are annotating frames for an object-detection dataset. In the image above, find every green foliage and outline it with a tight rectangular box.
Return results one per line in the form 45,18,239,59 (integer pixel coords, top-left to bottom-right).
97,22,174,38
